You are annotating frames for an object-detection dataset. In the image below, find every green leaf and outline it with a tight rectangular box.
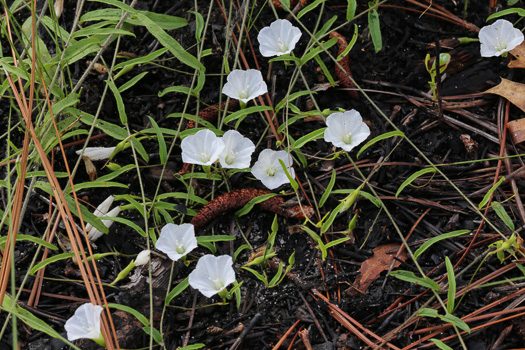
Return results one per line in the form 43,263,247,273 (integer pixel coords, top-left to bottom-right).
157,192,207,205
357,130,404,158
188,10,204,41
396,168,436,198
368,7,382,53
73,27,135,39
486,8,525,21
413,230,470,260
107,303,149,326
292,128,326,149
114,48,168,71
445,256,455,314
166,277,189,305
390,270,440,291
298,0,326,19
73,109,128,139
234,244,251,261
30,252,115,275
314,55,336,87
46,37,101,67
178,344,205,350
275,90,315,112
134,13,205,71
491,201,515,231
303,226,327,260
321,201,346,233
418,308,438,318
268,55,302,64
96,164,135,182
440,313,470,333
301,37,338,64
158,85,192,97
319,169,336,208
479,176,505,209
235,193,277,217
279,159,298,191
331,189,381,208
106,79,127,125
2,295,79,349
223,106,273,124
242,267,268,285
106,216,146,237
337,24,358,61
430,339,453,350
68,181,128,192
147,116,167,164
0,234,58,252
142,326,163,344
268,261,284,287
347,0,357,20
314,16,337,39
197,235,236,244
324,236,351,249
118,72,148,92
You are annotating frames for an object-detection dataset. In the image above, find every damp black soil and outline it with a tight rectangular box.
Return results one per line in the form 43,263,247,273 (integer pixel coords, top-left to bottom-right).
2,0,525,349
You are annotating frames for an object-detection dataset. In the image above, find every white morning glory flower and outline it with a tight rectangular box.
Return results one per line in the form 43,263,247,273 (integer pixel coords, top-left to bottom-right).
181,129,225,166
85,196,121,241
134,249,150,266
479,19,524,57
257,19,302,57
219,130,256,169
222,69,268,103
188,255,236,298
155,223,198,261
76,147,116,161
324,110,370,152
64,303,104,342
251,149,295,190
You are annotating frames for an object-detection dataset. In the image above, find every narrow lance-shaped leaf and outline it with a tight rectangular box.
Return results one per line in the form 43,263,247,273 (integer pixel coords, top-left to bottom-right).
396,168,436,198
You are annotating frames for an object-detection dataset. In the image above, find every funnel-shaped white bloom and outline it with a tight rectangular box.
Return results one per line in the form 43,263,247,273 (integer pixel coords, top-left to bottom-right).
251,149,295,190
155,223,198,261
85,196,121,241
219,130,255,169
188,255,236,298
181,129,225,166
64,303,103,342
324,110,370,152
222,69,268,103
479,19,524,57
76,147,116,161
134,249,150,266
258,19,302,57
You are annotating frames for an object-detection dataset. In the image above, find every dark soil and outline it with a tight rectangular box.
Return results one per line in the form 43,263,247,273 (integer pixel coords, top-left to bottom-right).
2,0,525,349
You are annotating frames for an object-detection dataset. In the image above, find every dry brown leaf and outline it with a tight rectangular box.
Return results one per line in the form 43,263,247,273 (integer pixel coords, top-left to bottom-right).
485,78,525,113
507,118,525,145
509,42,525,69
348,243,408,296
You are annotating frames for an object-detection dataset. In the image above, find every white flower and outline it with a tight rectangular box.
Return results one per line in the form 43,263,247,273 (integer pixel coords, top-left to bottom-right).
251,149,295,190
188,255,236,298
479,19,524,57
257,19,302,57
181,129,225,166
76,147,116,161
219,130,255,169
324,110,370,152
85,196,121,241
222,69,268,103
64,303,103,342
155,223,198,261
134,249,150,266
